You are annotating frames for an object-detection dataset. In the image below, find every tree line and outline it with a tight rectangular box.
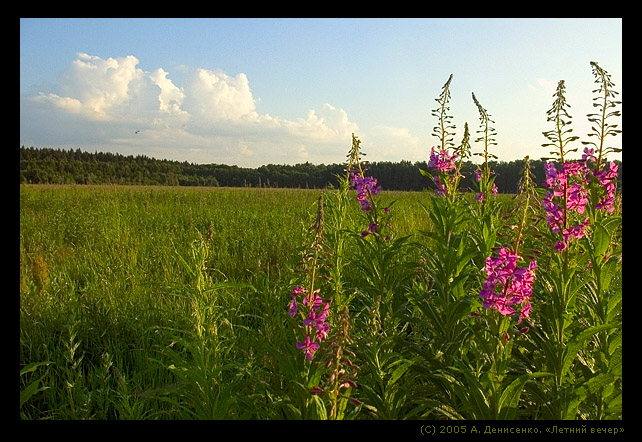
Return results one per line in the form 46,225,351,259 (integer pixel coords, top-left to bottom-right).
20,146,622,194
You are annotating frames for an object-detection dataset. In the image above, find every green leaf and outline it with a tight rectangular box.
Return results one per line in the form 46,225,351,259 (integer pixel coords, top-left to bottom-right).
601,215,622,236
311,394,328,420
386,359,415,391
561,323,619,378
20,379,42,409
565,373,615,419
419,168,433,179
606,289,622,322
600,259,620,292
20,361,50,377
606,392,622,414
609,345,622,376
592,223,610,260
498,372,553,420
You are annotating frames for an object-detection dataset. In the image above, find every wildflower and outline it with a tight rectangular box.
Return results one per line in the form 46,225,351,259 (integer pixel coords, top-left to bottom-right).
542,161,595,251
310,386,324,395
567,182,588,214
582,147,597,162
302,289,323,310
562,216,590,242
433,176,449,197
303,302,329,329
350,172,381,211
289,286,306,317
302,295,330,343
428,147,456,172
289,298,298,317
594,161,618,213
296,336,320,361
479,248,536,323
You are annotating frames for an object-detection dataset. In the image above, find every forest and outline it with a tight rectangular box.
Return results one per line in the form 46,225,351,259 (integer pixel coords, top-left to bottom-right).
20,146,622,193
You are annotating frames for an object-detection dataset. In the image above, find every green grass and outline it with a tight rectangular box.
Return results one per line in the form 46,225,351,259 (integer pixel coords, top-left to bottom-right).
21,184,593,420
19,184,445,419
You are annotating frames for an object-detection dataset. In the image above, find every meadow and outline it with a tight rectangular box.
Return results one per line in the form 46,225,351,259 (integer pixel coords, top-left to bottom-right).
20,63,622,422
18,184,444,419
19,179,621,421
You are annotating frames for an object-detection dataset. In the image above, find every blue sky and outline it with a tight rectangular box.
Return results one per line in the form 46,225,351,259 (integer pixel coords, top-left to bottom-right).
20,18,622,167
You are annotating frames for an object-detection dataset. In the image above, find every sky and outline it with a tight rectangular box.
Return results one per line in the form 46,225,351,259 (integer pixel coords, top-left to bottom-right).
20,18,622,168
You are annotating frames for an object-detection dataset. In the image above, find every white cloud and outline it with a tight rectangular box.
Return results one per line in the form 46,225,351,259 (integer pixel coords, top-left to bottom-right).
362,126,424,163
181,69,257,125
149,68,185,113
20,53,422,166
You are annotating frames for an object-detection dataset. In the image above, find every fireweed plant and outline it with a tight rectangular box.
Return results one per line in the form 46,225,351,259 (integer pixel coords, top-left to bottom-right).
345,134,419,419
403,66,620,420
411,76,543,419
521,62,621,419
285,194,361,419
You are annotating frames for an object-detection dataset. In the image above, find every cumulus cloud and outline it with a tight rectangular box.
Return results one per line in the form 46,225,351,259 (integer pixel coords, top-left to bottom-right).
182,69,257,124
363,126,424,163
20,52,417,166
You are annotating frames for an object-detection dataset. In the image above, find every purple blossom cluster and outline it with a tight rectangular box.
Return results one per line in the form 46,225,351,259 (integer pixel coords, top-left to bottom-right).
427,147,458,197
428,147,456,172
290,285,331,360
583,148,619,213
479,248,537,323
350,172,381,211
542,148,619,252
428,147,464,196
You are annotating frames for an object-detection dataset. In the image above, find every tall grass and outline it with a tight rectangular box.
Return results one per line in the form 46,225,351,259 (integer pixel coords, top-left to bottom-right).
19,184,444,418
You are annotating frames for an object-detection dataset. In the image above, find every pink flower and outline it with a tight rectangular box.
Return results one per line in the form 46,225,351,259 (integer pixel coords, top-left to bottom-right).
289,298,298,317
289,286,306,317
433,176,449,197
296,336,320,360
428,147,456,172
543,160,598,252
582,147,597,162
350,172,381,211
567,182,588,214
302,296,330,343
594,162,618,213
479,248,536,323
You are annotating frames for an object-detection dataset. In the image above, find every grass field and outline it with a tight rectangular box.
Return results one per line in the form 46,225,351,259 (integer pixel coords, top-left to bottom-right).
18,184,440,419
19,182,621,421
